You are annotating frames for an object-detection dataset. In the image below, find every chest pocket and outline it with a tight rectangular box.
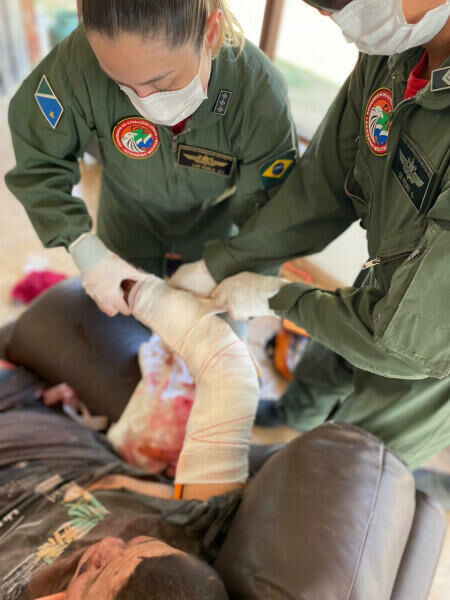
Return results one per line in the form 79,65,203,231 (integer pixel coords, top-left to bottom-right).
176,144,237,206
373,221,450,379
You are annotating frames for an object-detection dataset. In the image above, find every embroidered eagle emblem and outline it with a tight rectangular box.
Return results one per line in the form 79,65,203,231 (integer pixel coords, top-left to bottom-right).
184,153,229,168
399,150,424,187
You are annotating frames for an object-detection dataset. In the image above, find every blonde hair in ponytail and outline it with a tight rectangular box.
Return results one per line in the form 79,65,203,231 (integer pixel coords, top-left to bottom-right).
209,0,245,57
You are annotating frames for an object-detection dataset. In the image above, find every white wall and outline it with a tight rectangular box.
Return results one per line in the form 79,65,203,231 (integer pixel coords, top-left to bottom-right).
0,0,31,95
309,222,368,286
227,0,267,46
277,0,358,86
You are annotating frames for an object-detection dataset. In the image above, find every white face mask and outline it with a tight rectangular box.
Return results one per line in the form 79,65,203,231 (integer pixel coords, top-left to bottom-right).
332,0,450,56
119,43,210,126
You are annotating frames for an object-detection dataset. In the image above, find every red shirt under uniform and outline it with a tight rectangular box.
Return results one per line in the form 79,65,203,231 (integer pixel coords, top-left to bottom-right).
404,51,430,99
171,116,191,136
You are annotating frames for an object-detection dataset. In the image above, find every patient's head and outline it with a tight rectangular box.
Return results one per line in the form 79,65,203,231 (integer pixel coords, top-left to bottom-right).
64,536,228,599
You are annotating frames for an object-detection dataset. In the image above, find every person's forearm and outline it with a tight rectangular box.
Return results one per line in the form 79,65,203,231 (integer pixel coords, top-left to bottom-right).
88,475,173,499
123,278,259,501
270,283,426,379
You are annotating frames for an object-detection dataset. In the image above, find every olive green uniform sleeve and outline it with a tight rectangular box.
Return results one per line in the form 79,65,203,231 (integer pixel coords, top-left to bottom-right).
204,56,365,280
227,54,298,229
5,42,95,249
270,186,450,381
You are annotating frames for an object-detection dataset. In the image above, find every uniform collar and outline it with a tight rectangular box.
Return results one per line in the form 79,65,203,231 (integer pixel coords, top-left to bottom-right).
388,49,450,110
184,45,238,132
416,55,450,110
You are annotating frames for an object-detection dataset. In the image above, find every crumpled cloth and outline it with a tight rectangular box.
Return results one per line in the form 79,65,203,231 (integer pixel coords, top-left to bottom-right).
11,270,67,304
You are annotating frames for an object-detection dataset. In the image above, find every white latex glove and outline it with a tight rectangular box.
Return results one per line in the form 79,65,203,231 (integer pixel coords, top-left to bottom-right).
212,272,286,321
69,233,146,317
168,259,216,297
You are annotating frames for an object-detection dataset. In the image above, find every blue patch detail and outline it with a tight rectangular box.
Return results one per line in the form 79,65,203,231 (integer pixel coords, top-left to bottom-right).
138,136,154,150
272,163,286,176
35,92,64,129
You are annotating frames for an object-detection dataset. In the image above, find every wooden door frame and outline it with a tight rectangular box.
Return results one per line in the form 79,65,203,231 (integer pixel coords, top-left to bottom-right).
259,0,286,60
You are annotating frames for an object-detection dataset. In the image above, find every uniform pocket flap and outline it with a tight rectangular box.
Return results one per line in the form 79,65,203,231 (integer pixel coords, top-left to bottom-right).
374,222,450,379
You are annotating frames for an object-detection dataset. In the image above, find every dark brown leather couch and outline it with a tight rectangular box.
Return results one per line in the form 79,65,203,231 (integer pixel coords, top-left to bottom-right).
0,278,446,599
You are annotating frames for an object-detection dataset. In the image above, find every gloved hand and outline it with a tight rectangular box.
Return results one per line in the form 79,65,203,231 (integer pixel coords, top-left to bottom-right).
168,259,216,297
69,233,146,317
212,272,287,321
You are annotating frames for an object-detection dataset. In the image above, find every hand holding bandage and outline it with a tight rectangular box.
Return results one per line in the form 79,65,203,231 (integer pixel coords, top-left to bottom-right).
123,277,259,497
212,272,288,321
70,233,147,317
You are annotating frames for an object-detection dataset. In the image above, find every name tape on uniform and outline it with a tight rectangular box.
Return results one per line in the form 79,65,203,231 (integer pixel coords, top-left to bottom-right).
392,134,436,213
34,75,64,129
177,145,236,177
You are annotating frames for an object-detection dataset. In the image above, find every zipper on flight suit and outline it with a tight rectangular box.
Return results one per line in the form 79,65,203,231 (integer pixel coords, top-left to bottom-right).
363,246,423,269
160,126,193,267
171,129,192,157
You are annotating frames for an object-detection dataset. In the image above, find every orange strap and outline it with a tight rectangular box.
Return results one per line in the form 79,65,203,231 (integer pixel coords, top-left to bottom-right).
282,319,310,338
274,330,294,381
174,484,184,500
281,261,313,283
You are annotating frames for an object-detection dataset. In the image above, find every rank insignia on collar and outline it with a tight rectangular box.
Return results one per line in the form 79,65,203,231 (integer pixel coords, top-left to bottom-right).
430,66,450,92
34,75,64,129
213,89,232,115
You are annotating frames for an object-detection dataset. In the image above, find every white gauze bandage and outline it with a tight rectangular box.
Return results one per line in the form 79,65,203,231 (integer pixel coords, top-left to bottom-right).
129,276,259,486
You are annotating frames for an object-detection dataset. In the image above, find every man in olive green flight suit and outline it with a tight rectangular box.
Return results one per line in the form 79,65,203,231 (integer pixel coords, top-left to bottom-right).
183,0,450,470
5,22,296,315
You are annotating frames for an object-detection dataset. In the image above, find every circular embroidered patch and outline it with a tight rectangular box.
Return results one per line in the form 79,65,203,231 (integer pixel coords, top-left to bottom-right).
112,117,160,159
364,88,393,156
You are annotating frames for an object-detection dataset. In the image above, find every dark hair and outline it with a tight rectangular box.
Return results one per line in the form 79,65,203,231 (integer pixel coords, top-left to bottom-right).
82,0,244,57
115,553,229,600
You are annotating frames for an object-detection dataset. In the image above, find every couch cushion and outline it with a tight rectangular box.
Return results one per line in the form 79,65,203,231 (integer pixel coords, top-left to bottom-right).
6,277,150,422
0,322,15,360
215,423,417,600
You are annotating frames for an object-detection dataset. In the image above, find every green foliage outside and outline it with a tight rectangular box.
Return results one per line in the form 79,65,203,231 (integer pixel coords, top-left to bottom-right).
275,59,340,138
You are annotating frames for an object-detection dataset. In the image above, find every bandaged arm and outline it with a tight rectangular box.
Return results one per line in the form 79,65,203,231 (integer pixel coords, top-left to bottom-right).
126,277,259,499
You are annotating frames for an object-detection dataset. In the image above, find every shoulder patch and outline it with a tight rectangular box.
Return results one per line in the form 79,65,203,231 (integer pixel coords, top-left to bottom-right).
34,75,64,129
260,150,296,190
213,89,232,116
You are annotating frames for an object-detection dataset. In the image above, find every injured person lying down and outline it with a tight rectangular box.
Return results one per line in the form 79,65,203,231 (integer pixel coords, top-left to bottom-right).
0,275,259,600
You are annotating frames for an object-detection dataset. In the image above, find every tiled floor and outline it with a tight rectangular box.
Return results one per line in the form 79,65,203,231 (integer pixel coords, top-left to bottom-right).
0,95,448,598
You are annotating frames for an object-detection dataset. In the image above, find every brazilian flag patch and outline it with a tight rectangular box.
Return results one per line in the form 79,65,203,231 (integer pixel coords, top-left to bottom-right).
260,150,296,190
34,75,64,129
